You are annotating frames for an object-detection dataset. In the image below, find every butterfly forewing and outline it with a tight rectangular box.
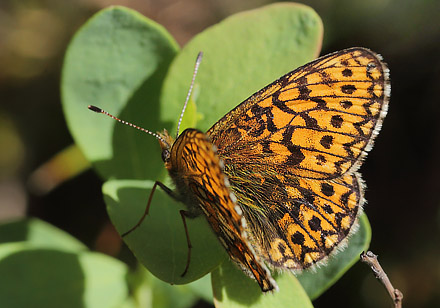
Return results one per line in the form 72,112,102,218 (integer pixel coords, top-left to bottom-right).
167,128,277,291
208,47,389,180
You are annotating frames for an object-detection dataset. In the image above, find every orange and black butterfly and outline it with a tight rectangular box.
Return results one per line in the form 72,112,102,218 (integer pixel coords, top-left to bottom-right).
89,47,390,292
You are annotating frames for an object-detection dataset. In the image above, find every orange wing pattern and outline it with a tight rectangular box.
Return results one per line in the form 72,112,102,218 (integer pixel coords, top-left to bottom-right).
163,128,277,292
209,47,389,180
207,47,389,269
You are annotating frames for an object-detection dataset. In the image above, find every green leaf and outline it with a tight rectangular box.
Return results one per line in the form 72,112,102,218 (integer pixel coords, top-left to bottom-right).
186,273,214,303
160,2,323,134
151,281,198,308
127,264,213,308
151,272,213,308
297,214,372,299
212,259,313,308
0,218,87,252
0,219,131,307
103,179,226,284
0,245,129,308
61,6,179,180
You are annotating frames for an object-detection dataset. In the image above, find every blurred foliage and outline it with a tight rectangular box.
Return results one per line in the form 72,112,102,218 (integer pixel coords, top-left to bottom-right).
0,0,439,307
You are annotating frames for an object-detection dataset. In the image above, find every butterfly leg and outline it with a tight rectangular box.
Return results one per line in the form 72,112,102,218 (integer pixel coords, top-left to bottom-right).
122,181,178,237
121,181,193,277
179,210,193,277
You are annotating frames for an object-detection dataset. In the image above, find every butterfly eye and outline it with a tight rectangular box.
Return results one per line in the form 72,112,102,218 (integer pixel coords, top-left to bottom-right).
161,149,170,162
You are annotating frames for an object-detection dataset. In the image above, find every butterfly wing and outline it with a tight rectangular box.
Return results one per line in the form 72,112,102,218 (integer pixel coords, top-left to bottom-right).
207,47,389,269
169,128,277,291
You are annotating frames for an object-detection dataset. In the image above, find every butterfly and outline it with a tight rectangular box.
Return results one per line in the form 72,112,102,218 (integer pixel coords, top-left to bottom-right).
89,47,390,292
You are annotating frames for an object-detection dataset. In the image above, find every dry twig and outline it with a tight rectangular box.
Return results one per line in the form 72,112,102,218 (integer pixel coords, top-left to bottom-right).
360,251,403,308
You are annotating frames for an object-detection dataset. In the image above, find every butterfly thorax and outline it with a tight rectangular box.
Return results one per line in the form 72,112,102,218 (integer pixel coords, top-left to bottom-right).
158,127,243,236
158,128,216,218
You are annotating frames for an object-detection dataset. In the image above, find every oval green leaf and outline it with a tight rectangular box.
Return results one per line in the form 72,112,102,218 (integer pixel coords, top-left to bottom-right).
0,218,87,252
0,245,129,308
212,259,313,308
160,2,323,134
61,6,179,180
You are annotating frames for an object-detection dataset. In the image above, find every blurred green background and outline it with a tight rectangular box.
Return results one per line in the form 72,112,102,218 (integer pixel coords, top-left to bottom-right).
0,0,438,307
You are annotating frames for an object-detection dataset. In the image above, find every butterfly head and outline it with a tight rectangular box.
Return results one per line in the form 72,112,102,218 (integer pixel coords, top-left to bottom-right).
158,129,175,165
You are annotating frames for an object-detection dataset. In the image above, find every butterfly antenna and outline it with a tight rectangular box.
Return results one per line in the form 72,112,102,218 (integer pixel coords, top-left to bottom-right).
176,51,203,139
88,105,169,147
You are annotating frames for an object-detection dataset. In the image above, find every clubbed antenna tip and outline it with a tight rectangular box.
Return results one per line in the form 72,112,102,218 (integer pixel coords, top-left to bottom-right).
88,105,102,113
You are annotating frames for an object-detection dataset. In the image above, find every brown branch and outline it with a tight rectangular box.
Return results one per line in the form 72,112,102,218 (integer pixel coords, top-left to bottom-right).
360,251,403,308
